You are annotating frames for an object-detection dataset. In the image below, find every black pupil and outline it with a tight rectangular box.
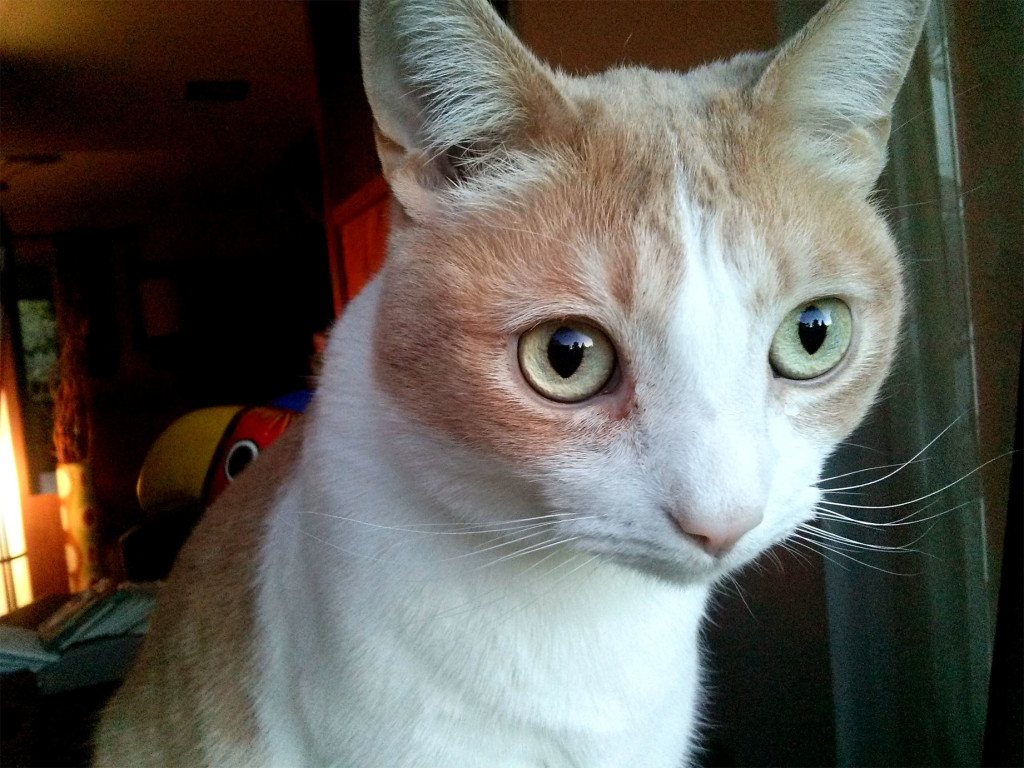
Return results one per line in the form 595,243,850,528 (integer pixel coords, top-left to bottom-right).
798,306,830,355
548,326,591,378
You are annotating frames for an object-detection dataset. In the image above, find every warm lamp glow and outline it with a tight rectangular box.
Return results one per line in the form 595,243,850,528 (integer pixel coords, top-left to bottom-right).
0,389,33,615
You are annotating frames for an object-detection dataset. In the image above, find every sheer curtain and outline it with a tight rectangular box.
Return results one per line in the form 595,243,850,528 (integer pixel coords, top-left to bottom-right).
778,0,1022,765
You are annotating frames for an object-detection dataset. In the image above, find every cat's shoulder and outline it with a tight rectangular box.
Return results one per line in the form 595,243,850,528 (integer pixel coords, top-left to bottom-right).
93,424,305,765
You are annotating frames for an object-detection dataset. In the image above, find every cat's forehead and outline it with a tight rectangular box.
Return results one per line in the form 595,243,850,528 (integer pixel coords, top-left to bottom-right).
493,61,899,317
426,73,774,324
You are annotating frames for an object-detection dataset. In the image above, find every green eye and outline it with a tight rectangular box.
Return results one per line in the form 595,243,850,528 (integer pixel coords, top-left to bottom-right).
769,298,852,380
518,320,616,403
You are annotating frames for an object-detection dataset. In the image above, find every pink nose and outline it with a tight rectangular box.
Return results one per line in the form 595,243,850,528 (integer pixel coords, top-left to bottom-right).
667,508,762,557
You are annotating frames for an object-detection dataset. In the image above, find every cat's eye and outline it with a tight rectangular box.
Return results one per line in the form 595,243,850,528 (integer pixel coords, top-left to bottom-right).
518,320,616,403
769,298,852,380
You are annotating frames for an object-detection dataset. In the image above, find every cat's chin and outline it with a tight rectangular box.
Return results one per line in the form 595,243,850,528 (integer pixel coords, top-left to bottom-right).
623,556,718,587
579,544,739,587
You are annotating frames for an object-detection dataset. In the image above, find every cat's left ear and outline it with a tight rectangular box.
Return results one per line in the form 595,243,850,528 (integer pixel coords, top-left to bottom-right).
755,0,929,194
359,0,569,219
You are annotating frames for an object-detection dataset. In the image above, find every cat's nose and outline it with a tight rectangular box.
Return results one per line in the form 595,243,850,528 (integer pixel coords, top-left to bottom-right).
666,508,762,557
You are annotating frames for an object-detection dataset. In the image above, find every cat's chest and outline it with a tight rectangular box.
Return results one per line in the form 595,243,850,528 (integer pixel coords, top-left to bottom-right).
262,413,710,764
347,557,708,724
290,562,709,766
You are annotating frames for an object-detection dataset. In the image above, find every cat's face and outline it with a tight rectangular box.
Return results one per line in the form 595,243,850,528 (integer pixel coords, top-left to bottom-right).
360,0,923,583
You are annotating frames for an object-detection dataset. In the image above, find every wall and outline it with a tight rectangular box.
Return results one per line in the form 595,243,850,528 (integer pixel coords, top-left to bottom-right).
308,1,379,218
9,139,333,581
511,0,777,74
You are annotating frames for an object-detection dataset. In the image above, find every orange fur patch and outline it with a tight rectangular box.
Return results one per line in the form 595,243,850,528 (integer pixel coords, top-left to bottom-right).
373,62,903,463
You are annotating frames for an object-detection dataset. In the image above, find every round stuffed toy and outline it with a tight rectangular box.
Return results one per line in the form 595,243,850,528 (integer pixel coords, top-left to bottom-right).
137,394,309,515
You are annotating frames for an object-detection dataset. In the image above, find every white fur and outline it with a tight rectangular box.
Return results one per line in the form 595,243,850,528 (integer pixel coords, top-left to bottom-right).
255,281,708,766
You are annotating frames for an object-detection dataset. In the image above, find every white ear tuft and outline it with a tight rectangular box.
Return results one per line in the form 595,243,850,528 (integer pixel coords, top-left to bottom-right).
757,0,929,191
360,0,564,206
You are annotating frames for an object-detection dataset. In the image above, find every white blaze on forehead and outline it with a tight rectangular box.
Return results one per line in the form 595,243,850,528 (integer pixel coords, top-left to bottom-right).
654,180,771,516
668,180,759,402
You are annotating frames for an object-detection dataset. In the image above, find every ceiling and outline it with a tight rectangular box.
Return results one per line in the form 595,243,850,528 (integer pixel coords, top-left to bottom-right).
0,0,319,235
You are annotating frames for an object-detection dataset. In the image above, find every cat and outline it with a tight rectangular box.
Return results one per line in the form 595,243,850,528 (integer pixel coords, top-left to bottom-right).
93,0,928,765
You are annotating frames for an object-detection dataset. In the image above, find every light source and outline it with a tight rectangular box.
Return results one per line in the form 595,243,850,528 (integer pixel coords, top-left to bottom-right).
0,387,32,615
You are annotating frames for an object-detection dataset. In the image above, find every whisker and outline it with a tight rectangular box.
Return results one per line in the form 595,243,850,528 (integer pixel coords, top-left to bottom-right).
789,533,918,577
878,182,989,214
288,521,408,567
788,537,851,572
513,546,571,578
447,526,555,563
821,496,946,524
890,78,987,136
763,546,787,573
725,574,756,620
798,526,896,554
486,553,603,633
814,498,974,529
476,535,579,570
834,440,887,454
818,452,1012,510
295,510,592,535
292,515,576,570
395,511,592,527
405,546,584,629
818,414,965,492
779,543,813,570
799,522,934,555
817,458,930,485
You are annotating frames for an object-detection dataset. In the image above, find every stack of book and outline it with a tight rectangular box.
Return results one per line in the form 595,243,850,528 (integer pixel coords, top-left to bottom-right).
0,580,158,676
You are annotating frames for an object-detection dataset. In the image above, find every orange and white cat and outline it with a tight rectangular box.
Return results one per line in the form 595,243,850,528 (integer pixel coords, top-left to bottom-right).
94,0,928,765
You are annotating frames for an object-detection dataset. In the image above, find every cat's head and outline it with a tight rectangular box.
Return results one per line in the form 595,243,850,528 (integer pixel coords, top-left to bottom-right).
357,0,927,583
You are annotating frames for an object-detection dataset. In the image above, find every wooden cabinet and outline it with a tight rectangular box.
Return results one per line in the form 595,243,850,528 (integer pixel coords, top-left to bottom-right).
327,175,390,315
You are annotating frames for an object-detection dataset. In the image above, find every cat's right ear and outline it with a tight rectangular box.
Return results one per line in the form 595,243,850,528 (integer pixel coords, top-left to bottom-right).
359,0,567,219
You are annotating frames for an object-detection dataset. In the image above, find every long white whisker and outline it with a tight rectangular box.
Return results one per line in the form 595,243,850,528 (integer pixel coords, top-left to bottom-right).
818,452,1012,510
295,510,592,535
396,511,589,527
476,535,579,570
834,440,886,453
800,522,934,555
487,554,602,633
288,521,408,567
725,574,756,620
814,498,975,529
789,533,917,576
817,458,930,485
788,537,851,572
447,527,555,562
513,546,570,578
798,526,901,554
815,497,944,526
770,542,813,570
818,414,965,492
